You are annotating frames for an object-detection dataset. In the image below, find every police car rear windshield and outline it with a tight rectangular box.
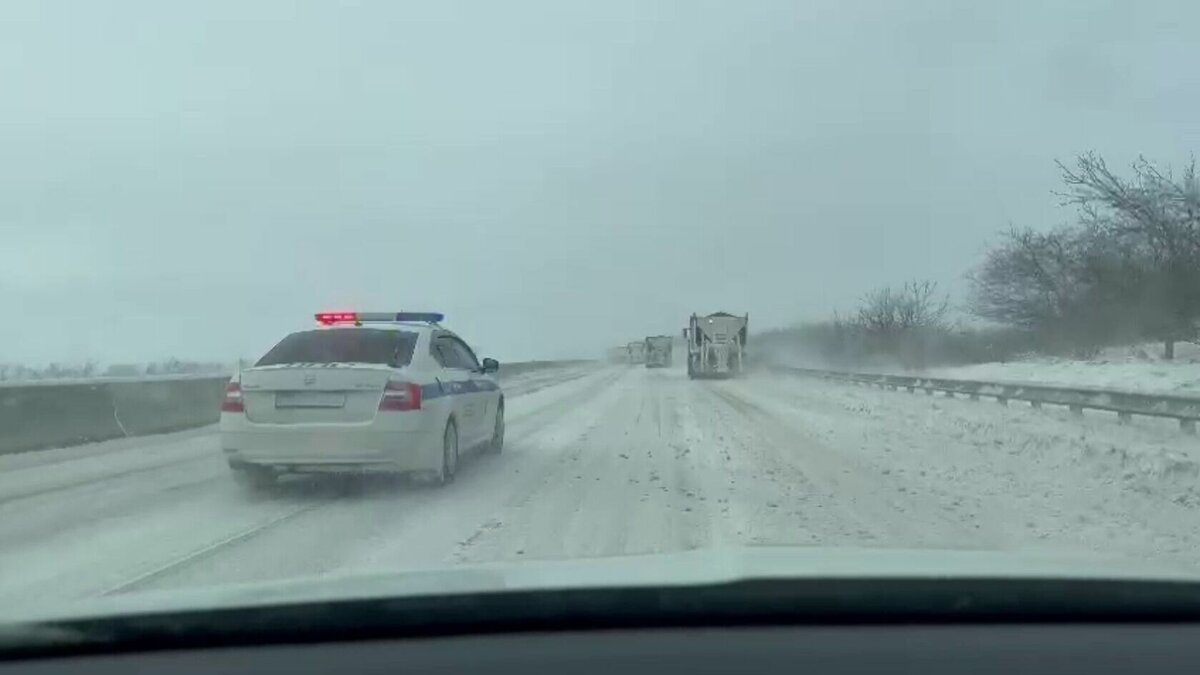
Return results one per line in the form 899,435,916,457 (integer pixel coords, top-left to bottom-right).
256,329,418,367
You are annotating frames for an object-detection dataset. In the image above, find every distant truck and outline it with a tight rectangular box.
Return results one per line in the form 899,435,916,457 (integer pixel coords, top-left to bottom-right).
605,346,629,364
644,336,674,368
627,341,647,365
684,312,748,378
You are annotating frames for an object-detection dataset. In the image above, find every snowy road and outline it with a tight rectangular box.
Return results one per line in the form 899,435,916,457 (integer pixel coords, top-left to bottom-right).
3,362,1199,615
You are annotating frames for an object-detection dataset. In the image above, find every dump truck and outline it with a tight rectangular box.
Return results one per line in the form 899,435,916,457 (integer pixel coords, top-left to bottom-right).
626,341,647,365
644,335,674,368
684,312,748,378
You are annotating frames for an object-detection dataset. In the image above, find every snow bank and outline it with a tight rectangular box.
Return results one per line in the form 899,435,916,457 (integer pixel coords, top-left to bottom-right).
737,372,1200,567
924,342,1200,395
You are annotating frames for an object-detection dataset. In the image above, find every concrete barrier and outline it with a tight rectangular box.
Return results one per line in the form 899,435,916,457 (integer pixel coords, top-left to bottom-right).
0,377,229,455
0,360,594,455
106,378,231,437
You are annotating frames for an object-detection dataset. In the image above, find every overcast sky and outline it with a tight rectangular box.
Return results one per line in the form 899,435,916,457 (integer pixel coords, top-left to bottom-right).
3,0,1199,364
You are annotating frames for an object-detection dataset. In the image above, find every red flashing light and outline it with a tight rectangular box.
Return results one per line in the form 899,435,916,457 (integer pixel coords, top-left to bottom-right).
221,382,245,413
316,312,358,325
379,380,422,412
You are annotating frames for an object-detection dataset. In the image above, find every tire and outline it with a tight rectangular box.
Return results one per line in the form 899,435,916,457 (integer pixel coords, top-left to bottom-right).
436,419,459,486
486,402,505,454
230,462,277,491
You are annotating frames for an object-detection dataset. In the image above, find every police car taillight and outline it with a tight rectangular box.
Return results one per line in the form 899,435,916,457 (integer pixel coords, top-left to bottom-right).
221,382,244,413
379,381,422,412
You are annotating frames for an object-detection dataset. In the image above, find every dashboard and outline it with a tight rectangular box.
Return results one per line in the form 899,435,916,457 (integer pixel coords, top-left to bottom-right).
2,624,1197,675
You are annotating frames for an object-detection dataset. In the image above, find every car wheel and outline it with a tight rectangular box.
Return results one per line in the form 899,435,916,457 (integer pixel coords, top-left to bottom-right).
487,402,504,454
437,419,459,486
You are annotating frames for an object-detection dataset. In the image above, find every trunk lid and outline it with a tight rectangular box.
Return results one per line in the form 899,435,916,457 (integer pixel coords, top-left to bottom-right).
240,364,397,424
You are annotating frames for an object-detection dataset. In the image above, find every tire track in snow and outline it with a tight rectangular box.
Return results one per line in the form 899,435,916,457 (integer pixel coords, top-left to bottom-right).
453,367,746,562
702,379,1004,551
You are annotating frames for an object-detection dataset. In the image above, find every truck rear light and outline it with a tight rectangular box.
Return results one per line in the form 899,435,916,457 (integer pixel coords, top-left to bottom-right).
379,381,422,411
221,382,245,413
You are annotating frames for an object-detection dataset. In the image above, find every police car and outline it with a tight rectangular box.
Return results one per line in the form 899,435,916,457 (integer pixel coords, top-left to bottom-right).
219,312,504,488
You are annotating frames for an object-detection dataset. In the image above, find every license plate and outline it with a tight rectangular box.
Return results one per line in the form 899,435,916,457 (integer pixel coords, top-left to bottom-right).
275,392,346,408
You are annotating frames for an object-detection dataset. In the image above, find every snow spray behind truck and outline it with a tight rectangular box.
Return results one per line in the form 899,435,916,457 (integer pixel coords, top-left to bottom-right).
627,341,647,365
644,336,674,368
684,312,748,378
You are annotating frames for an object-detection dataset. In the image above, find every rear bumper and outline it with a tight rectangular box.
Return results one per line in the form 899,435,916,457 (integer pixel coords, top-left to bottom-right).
220,418,443,473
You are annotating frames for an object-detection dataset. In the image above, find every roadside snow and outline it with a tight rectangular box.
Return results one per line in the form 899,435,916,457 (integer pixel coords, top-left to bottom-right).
925,342,1200,395
734,372,1200,568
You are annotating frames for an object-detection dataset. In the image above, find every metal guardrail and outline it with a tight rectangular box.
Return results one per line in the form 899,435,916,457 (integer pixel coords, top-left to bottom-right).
774,366,1200,434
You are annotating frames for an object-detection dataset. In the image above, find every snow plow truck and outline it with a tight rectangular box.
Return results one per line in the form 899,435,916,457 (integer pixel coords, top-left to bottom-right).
644,335,674,368
626,341,647,365
684,312,748,378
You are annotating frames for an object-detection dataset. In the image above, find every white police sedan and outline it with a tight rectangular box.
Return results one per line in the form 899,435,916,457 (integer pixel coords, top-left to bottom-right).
219,312,504,489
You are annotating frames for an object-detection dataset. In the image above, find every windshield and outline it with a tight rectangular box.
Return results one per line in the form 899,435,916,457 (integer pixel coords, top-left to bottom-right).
256,329,418,367
3,0,1200,627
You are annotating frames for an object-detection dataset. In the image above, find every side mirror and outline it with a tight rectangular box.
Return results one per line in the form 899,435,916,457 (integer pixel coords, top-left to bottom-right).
481,357,500,374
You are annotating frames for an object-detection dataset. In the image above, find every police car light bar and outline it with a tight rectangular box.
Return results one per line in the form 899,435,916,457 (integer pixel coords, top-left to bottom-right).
394,312,445,323
315,312,445,326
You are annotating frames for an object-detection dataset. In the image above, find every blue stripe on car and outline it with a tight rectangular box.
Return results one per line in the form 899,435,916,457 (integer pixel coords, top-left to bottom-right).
420,379,498,400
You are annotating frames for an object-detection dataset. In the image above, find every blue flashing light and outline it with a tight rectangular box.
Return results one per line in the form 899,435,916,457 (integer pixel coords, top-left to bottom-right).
393,312,444,323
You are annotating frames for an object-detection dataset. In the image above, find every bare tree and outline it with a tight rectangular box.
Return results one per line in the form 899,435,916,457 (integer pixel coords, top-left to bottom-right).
968,223,1140,357
969,227,1083,328
1058,153,1200,358
856,286,900,339
857,281,947,334
894,280,949,330
854,281,948,368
